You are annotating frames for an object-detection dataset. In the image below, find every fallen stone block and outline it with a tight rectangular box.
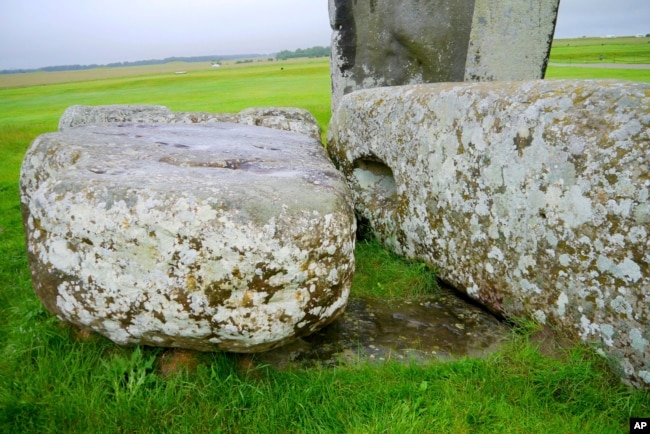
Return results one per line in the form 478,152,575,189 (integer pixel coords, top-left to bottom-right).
328,79,650,388
58,104,322,141
21,122,356,352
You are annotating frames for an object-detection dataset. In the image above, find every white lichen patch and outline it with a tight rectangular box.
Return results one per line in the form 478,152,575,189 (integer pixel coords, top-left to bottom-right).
556,293,569,317
20,122,356,353
328,79,650,388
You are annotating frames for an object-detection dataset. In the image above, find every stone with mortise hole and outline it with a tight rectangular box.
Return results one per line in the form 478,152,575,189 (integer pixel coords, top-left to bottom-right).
327,79,650,388
20,122,356,352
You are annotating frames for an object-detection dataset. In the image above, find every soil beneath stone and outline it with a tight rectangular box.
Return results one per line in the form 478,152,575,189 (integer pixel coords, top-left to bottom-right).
254,286,511,370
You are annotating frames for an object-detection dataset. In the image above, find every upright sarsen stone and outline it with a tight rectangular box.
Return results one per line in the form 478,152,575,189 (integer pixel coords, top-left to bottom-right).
464,1,560,82
329,0,560,110
20,122,356,352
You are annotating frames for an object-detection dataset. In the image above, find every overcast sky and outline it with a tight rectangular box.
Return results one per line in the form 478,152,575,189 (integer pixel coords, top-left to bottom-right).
0,0,648,70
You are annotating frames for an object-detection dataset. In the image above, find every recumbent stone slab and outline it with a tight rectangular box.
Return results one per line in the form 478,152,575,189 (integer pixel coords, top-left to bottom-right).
328,79,650,388
20,122,356,352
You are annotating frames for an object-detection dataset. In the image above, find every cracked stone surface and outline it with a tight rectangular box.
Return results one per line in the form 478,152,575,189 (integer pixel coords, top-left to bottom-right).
20,122,356,352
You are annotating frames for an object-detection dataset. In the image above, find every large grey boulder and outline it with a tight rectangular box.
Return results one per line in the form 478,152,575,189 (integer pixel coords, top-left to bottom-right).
21,122,356,352
329,0,560,110
59,104,322,141
328,80,650,388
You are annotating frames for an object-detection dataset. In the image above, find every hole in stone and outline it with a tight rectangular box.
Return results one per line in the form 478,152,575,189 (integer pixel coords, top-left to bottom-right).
350,157,400,243
351,157,397,205
355,214,374,241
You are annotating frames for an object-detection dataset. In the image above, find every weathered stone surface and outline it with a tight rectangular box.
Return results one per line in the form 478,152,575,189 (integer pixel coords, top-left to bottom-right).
59,104,322,141
329,0,560,110
464,1,560,82
236,107,322,141
58,104,180,128
327,80,650,387
21,122,356,352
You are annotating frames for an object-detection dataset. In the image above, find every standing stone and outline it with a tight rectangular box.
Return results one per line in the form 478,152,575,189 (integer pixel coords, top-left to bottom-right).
328,79,650,388
21,122,356,352
464,1,560,82
329,0,560,110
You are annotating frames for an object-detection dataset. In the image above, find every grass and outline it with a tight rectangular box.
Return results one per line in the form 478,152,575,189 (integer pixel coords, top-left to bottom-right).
0,57,324,88
550,36,650,64
1,310,646,432
1,56,649,432
546,36,650,83
545,65,650,82
352,239,439,299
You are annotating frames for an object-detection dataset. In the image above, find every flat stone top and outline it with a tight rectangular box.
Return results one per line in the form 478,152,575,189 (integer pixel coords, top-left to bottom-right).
23,122,350,224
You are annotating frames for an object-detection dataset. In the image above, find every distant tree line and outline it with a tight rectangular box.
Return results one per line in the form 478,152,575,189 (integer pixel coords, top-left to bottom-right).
0,54,261,75
1,47,333,75
275,46,330,61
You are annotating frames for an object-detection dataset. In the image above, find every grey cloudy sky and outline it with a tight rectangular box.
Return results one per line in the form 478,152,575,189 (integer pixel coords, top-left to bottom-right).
0,0,648,70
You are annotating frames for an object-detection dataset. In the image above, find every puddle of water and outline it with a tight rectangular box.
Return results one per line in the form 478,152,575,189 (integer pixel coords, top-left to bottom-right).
256,286,510,369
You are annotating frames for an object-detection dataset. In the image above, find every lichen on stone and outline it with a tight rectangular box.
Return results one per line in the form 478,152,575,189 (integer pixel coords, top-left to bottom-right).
21,122,356,353
328,79,650,388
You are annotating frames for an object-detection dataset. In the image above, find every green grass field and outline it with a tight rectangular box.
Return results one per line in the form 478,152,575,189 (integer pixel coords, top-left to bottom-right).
545,65,650,82
546,36,650,82
550,36,650,64
1,54,649,433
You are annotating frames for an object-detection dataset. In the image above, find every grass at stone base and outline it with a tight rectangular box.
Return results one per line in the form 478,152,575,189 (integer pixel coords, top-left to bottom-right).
1,59,650,432
353,238,439,299
1,239,647,434
2,183,648,433
1,305,648,433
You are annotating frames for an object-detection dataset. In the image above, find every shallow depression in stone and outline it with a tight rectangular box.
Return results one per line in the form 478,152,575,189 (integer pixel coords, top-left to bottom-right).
255,285,510,369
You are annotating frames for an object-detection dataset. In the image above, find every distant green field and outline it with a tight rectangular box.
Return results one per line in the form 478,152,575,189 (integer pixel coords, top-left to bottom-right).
0,60,331,184
545,65,650,82
546,37,650,82
550,36,650,64
0,57,324,88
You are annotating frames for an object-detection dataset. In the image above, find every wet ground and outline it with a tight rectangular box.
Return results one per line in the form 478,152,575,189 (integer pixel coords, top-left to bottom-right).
255,286,511,370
